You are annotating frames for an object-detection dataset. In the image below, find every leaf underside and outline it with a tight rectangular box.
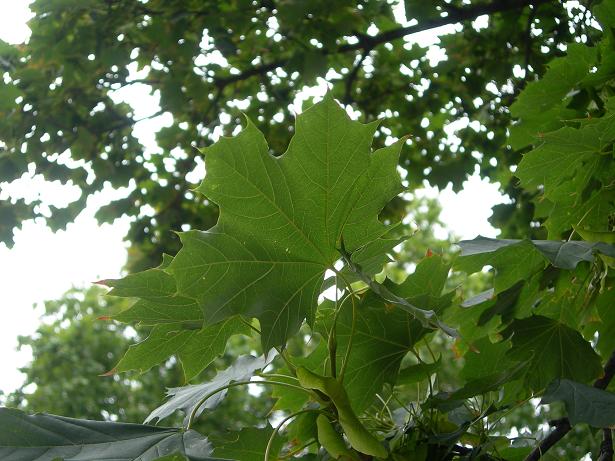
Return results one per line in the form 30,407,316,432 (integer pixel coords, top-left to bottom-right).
109,94,405,350
0,408,218,461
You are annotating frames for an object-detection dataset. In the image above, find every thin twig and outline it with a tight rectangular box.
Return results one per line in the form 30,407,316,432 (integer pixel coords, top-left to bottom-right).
524,5,538,71
343,53,367,105
209,0,549,89
238,316,297,375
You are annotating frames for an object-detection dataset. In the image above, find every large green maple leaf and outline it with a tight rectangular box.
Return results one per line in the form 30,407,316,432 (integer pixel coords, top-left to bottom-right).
166,94,404,348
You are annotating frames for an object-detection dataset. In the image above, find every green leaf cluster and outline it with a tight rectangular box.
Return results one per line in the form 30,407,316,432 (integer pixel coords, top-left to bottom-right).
3,4,615,458
0,0,586,267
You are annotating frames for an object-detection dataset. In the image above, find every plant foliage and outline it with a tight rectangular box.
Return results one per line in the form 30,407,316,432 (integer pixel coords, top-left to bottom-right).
2,1,615,460
0,0,589,270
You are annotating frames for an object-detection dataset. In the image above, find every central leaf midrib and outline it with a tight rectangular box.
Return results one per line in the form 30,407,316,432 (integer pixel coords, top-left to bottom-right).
217,155,330,263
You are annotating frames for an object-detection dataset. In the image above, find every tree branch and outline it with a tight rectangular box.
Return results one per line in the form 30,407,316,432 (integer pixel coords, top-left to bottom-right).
214,61,284,87
343,53,367,105
595,350,615,390
524,349,615,461
524,4,539,71
524,418,571,461
339,0,552,53
212,0,550,87
598,429,613,461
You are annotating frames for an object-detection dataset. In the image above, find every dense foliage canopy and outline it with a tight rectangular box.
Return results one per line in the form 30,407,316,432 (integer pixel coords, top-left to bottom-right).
1,0,615,460
0,0,598,269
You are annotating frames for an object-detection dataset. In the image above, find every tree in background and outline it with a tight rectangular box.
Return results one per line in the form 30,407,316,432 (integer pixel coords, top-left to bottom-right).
3,286,274,437
4,287,172,422
0,0,594,270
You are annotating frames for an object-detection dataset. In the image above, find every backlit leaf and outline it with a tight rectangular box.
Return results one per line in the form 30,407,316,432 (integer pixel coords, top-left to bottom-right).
166,94,405,349
503,316,602,391
113,317,250,381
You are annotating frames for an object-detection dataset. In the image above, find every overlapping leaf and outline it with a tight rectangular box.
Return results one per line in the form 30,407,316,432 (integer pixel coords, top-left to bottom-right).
113,317,249,381
456,238,545,293
211,425,282,461
0,408,218,461
458,236,615,272
317,296,423,414
103,259,251,381
397,359,441,386
503,315,602,391
515,104,615,238
508,43,597,149
427,360,528,411
271,341,328,413
460,336,514,381
105,257,202,328
541,379,615,427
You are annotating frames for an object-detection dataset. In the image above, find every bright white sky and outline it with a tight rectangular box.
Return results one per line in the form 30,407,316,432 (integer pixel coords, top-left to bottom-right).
0,1,505,395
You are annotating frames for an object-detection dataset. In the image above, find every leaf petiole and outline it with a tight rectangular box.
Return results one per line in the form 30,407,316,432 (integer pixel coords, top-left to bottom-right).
336,271,358,383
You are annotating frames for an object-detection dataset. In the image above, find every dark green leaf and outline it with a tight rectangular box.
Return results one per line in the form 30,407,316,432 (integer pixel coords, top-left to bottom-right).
458,236,615,271
397,359,441,385
460,336,513,381
316,255,453,412
456,238,545,292
428,360,528,411
541,379,615,427
504,316,602,391
212,425,282,461
509,43,597,149
0,408,217,461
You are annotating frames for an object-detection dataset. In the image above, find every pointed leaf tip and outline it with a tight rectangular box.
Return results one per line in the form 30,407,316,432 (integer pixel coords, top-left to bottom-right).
99,368,117,377
93,279,111,286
